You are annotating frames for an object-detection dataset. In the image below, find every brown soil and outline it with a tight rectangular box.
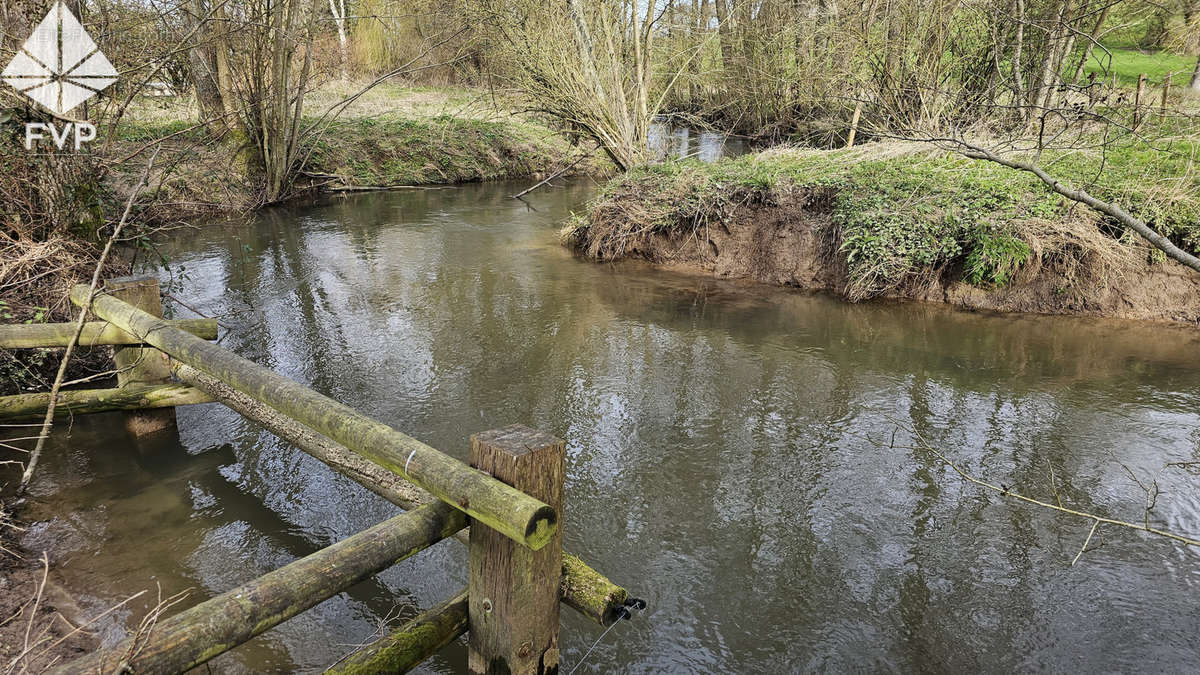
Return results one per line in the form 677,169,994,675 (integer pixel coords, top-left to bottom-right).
573,190,1200,326
0,502,97,673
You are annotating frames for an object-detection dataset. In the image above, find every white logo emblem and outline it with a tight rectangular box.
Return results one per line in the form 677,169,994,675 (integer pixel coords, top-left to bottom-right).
2,2,117,115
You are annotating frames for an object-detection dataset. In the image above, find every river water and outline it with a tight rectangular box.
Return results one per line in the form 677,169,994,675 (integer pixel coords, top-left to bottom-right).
20,174,1200,673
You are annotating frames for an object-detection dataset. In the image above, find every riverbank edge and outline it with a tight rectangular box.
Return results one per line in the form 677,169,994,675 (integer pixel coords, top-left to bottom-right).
0,500,98,669
563,146,1200,326
120,113,603,221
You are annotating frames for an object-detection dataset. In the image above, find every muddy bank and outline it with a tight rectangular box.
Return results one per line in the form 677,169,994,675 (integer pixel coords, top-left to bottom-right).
0,501,97,670
568,182,1200,325
566,146,1200,325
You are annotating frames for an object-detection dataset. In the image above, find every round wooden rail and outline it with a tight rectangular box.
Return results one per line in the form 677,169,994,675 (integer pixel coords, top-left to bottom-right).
0,317,217,348
71,285,557,550
176,362,629,626
329,590,469,674
0,383,213,422
48,503,463,674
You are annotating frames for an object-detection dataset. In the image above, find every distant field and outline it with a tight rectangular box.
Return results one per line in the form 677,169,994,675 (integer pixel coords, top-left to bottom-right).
1082,47,1196,88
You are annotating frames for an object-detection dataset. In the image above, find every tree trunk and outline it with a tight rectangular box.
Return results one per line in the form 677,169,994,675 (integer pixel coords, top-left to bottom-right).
329,0,349,78
1071,3,1111,81
186,0,223,124
713,0,734,75
213,2,235,124
1191,54,1200,91
1028,0,1070,118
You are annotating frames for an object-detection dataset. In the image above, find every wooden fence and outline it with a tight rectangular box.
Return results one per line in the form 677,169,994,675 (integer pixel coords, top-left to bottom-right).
0,275,634,674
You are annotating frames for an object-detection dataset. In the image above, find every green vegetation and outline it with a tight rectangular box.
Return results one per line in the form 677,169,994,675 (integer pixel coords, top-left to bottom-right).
304,115,583,186
106,86,590,214
574,139,1200,299
1082,47,1197,87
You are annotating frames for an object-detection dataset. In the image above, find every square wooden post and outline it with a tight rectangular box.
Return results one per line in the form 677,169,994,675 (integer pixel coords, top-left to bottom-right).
106,276,176,436
468,425,564,675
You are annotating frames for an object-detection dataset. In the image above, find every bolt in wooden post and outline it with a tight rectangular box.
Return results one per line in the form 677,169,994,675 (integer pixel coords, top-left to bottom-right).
469,425,564,675
106,276,176,436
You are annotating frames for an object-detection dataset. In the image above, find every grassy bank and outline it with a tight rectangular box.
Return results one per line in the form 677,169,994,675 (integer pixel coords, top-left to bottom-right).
1082,47,1197,88
2,84,589,393
111,83,594,213
304,114,578,186
567,139,1200,313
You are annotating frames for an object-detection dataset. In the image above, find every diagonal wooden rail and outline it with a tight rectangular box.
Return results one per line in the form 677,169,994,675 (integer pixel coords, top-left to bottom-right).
172,362,628,626
48,502,465,674
70,284,557,550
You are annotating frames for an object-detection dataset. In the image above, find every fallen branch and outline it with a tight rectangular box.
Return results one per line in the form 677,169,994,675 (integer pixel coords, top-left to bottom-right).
901,427,1200,549
511,144,597,199
920,136,1200,274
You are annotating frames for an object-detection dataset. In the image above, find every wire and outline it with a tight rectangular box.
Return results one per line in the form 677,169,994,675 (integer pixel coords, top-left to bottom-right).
567,612,624,675
567,598,646,674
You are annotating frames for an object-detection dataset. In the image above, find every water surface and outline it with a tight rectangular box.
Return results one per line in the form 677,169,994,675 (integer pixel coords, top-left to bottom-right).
21,177,1200,673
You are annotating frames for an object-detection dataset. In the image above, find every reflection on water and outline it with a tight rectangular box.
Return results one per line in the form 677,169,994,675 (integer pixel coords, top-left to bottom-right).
17,177,1200,673
649,123,748,162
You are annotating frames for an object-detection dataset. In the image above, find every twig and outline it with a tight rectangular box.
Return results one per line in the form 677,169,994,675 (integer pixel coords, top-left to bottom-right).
916,439,1200,547
511,145,597,199
18,553,49,668
18,148,160,493
1072,519,1100,566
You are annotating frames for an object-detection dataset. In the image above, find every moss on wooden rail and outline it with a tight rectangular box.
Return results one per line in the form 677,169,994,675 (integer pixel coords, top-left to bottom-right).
49,502,464,675
0,318,217,348
176,362,631,626
330,591,469,674
71,285,557,550
561,552,630,626
0,384,214,422
174,362,433,510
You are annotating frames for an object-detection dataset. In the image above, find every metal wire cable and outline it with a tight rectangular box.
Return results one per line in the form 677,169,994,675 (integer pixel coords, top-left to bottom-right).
568,597,646,674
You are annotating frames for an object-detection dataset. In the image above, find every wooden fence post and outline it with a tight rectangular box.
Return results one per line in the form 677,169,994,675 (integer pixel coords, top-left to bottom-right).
846,98,863,148
1161,73,1172,122
469,425,564,675
106,275,176,436
1134,72,1147,129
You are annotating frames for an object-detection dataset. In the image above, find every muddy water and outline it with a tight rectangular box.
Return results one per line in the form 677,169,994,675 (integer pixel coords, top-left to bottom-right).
20,176,1200,673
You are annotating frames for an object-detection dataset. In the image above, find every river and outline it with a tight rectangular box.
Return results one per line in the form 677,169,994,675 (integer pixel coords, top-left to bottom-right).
21,174,1200,673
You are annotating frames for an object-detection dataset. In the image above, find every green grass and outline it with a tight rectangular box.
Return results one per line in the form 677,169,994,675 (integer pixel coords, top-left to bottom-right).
302,114,581,186
1082,47,1196,88
578,136,1200,299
